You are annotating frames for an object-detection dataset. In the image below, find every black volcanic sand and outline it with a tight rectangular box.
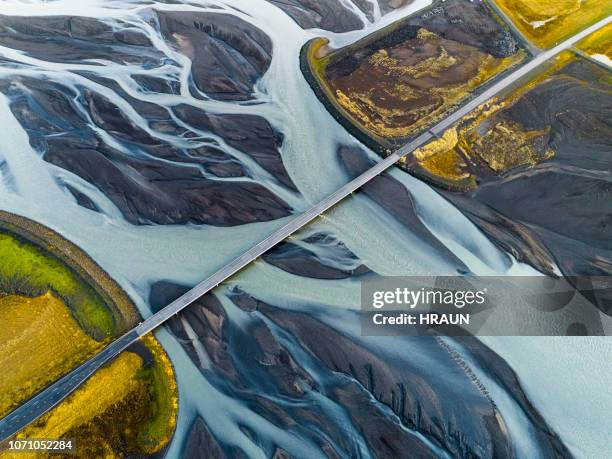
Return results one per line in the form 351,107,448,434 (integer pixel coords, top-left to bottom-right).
156,11,272,101
442,57,612,313
0,15,161,66
265,0,364,32
265,0,419,32
0,11,271,102
0,76,292,226
324,0,520,78
262,231,371,279
149,283,572,458
0,12,298,226
173,104,296,190
338,146,470,274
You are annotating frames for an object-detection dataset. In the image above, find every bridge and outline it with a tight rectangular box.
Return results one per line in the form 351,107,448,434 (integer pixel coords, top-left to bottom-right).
0,14,609,442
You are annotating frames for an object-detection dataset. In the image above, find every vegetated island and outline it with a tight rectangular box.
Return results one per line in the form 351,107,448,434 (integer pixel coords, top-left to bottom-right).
301,0,527,160
0,211,177,456
401,51,575,191
3,335,178,459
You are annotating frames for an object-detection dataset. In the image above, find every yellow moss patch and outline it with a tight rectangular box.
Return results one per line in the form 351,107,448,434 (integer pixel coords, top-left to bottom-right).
0,211,138,336
413,100,556,185
3,335,178,458
439,52,575,145
0,211,138,337
4,352,142,459
577,23,612,62
19,352,142,440
412,128,475,188
465,120,554,172
0,230,114,338
495,0,610,48
414,128,459,161
0,292,102,417
368,34,458,79
405,52,572,189
0,213,177,457
420,149,473,182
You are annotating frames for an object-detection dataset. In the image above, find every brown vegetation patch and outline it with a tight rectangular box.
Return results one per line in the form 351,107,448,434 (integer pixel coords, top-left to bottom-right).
302,0,526,153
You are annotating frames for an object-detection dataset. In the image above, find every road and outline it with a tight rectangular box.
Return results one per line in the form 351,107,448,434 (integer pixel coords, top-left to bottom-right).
0,14,609,443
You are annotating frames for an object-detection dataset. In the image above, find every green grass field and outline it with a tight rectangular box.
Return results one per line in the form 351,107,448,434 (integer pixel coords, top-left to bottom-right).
0,230,115,339
136,335,178,452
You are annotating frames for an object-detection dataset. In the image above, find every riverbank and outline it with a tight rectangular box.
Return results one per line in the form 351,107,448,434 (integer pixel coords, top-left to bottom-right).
0,210,138,336
0,211,177,454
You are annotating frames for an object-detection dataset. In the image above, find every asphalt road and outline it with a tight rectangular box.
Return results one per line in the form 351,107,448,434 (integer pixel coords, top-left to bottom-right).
0,14,609,443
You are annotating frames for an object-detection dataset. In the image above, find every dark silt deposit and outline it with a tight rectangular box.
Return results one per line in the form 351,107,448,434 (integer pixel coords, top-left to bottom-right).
0,10,299,226
149,280,572,458
173,104,296,191
183,417,247,459
437,56,612,313
262,232,371,279
265,0,365,33
265,0,421,32
0,10,272,101
156,11,272,101
0,14,161,66
63,183,101,213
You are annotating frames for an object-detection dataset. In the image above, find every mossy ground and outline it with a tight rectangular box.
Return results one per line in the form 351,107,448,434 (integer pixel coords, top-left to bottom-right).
0,215,121,417
0,212,177,456
405,52,590,190
495,0,610,48
577,23,612,61
136,335,178,454
2,334,178,458
0,210,138,333
302,1,527,155
325,29,525,141
0,230,114,338
0,293,102,418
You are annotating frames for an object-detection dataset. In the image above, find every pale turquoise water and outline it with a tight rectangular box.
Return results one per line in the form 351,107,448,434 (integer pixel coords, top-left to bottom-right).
0,1,609,457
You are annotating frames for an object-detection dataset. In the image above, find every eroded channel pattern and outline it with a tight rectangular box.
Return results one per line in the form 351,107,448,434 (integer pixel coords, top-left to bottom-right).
0,10,298,226
0,0,609,457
